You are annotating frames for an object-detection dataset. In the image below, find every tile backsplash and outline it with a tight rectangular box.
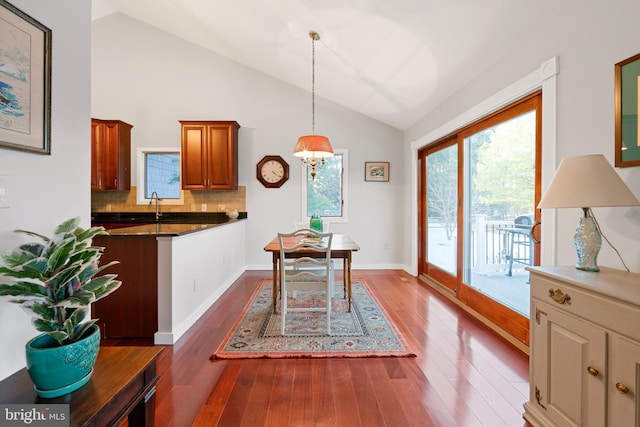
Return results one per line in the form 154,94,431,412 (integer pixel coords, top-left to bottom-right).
92,186,246,214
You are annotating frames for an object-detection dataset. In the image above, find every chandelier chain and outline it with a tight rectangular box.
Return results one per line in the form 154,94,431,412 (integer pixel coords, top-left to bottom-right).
311,33,316,134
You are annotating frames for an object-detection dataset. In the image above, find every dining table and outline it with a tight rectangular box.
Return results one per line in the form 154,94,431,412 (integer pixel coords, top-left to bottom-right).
263,233,360,312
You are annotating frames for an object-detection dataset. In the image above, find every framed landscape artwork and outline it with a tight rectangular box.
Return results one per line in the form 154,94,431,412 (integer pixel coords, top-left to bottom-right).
615,52,640,167
0,0,52,154
364,162,390,182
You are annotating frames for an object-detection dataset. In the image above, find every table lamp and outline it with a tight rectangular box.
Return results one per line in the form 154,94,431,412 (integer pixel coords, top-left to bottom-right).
537,154,640,271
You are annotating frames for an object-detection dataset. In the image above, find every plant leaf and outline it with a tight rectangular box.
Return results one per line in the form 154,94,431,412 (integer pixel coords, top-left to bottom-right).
0,257,49,279
54,290,95,307
23,301,57,321
53,217,80,235
83,274,121,300
71,322,96,342
0,281,47,299
46,236,76,273
13,230,50,243
1,243,45,268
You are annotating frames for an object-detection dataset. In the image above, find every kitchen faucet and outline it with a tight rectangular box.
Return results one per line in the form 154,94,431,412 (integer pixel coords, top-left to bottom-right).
149,191,162,221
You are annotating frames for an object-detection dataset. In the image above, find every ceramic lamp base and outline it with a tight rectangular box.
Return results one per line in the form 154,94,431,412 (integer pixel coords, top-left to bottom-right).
574,209,601,272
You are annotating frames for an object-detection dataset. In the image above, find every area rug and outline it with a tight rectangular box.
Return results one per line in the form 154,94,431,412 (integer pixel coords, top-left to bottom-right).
210,279,415,359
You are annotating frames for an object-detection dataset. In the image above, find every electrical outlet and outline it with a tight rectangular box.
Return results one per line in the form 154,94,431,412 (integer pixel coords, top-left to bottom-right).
201,203,207,212
0,175,9,208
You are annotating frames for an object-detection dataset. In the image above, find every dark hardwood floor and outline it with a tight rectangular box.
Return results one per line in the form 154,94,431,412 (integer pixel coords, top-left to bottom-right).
106,270,530,426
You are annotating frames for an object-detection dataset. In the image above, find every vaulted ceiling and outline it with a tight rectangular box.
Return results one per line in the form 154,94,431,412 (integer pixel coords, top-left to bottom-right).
92,0,569,130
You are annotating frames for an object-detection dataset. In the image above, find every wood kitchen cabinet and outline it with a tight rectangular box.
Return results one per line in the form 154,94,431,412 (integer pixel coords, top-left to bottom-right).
524,266,640,427
91,118,132,190
180,120,240,190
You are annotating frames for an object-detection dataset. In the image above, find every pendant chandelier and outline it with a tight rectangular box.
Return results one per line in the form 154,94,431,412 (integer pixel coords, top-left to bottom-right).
293,30,334,179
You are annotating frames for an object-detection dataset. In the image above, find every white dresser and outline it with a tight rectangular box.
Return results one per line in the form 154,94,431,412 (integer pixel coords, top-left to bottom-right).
524,266,640,427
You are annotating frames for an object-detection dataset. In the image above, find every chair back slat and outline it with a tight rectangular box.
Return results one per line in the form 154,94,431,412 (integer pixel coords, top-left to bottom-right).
277,228,333,335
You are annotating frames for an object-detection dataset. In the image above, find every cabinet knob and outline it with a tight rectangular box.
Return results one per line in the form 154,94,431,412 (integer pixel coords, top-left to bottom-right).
615,382,630,395
587,366,599,377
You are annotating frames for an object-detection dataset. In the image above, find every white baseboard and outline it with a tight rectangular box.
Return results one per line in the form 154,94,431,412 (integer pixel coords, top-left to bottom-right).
154,267,245,345
245,263,410,271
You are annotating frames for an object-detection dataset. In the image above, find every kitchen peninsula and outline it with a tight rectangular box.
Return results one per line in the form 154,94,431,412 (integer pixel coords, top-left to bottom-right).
92,213,246,345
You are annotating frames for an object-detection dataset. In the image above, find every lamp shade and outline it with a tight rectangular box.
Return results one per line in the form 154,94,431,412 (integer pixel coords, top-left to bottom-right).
293,135,334,159
538,154,640,209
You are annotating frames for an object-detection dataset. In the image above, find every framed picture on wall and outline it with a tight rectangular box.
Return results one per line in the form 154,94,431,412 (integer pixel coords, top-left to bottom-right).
364,161,390,182
0,0,52,154
615,52,640,167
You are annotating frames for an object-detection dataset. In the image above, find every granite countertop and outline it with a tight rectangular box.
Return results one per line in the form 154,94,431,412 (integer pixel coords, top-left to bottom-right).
92,211,247,236
104,221,244,236
92,211,246,224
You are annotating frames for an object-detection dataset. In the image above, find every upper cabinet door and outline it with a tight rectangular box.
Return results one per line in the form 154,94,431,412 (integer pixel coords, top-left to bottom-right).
91,119,132,191
90,120,103,190
181,124,208,190
180,121,239,191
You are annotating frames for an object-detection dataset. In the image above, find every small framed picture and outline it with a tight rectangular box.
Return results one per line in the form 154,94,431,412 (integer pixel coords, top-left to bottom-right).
364,162,390,182
615,52,640,167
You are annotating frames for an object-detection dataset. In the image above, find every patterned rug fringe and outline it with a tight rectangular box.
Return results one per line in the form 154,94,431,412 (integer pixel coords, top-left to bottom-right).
210,278,416,359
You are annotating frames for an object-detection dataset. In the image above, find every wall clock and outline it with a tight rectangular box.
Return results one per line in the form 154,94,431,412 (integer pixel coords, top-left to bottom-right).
256,155,289,188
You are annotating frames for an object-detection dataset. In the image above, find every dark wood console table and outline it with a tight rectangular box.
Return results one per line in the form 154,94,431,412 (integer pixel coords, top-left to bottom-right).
0,346,164,426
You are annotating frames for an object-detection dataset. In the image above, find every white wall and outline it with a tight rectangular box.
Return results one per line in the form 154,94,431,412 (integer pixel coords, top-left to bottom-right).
0,0,91,380
91,14,406,273
405,0,640,273
156,221,246,345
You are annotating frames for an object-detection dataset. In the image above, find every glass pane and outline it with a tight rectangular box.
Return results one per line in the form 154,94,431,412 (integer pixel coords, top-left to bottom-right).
426,145,458,274
307,154,343,217
145,153,181,199
463,110,536,316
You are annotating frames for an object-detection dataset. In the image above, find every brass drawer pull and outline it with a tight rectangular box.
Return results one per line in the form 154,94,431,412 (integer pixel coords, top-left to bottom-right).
587,366,599,377
548,288,571,305
616,383,630,394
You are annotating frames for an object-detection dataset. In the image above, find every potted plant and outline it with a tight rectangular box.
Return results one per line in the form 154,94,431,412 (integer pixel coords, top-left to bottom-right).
0,217,121,397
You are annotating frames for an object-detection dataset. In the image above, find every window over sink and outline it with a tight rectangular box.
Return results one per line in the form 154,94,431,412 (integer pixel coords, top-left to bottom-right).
136,147,184,205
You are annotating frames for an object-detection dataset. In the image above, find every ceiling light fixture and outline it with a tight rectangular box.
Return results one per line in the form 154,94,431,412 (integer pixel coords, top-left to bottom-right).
293,30,334,180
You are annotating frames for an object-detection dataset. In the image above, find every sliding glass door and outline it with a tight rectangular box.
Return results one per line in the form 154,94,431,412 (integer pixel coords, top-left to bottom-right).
421,140,458,292
419,92,541,344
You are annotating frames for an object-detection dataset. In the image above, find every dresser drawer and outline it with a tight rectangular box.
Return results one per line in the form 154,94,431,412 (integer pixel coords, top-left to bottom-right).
531,273,640,341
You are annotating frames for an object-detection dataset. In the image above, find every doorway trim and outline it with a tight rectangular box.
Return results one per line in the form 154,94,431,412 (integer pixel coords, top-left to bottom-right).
408,56,559,276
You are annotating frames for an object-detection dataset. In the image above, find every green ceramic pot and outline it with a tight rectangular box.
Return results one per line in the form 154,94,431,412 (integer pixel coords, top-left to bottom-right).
25,324,100,398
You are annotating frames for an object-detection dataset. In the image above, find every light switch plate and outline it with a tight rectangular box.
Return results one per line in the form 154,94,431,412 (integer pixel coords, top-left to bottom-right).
0,175,9,208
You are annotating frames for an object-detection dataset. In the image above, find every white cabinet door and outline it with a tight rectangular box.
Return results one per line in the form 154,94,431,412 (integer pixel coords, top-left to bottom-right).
609,334,640,426
533,301,607,427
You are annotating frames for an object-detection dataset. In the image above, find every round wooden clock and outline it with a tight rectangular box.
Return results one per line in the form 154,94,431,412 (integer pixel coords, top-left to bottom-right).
256,155,289,188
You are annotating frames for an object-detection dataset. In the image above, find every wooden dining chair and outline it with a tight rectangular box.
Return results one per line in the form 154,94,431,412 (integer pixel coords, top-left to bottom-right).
278,229,333,335
294,221,336,294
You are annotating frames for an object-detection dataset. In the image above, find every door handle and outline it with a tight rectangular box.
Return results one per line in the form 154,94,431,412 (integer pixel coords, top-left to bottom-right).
530,221,541,244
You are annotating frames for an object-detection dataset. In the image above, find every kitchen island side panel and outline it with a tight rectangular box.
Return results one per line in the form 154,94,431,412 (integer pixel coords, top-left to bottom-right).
93,235,158,338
